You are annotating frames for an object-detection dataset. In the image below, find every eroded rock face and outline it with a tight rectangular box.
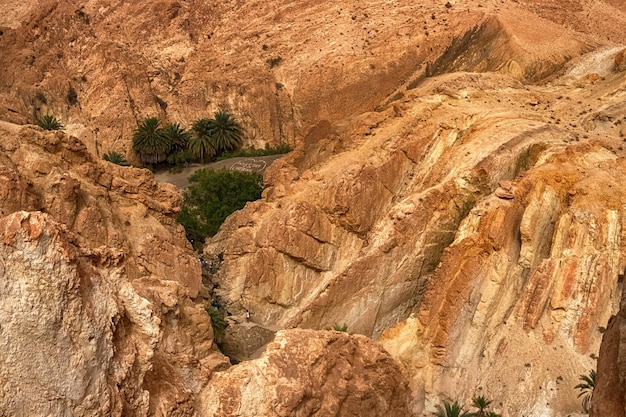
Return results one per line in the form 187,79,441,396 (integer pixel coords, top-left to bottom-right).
591,282,626,417
0,123,228,416
0,211,119,416
1,0,624,158
205,38,626,417
200,329,411,417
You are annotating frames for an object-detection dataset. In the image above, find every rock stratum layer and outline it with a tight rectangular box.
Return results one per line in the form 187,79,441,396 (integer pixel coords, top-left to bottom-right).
2,0,626,416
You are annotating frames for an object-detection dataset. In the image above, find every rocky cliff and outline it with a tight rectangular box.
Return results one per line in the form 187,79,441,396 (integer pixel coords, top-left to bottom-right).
2,0,626,416
0,122,228,415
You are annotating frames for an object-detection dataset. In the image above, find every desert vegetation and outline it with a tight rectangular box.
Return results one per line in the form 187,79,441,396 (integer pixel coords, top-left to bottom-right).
433,396,501,417
36,115,63,131
132,111,246,166
575,369,596,413
102,151,129,166
177,168,263,249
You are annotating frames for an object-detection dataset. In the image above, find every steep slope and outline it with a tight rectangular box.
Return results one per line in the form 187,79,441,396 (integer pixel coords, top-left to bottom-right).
0,122,228,415
2,1,626,416
204,24,626,417
1,0,623,161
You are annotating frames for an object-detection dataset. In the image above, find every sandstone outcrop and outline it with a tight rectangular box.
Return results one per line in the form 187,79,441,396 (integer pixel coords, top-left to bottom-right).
591,282,626,417
200,329,411,417
0,122,228,416
205,28,626,417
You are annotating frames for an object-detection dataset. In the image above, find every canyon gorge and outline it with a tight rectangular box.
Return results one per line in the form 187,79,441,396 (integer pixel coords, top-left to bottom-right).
1,0,626,416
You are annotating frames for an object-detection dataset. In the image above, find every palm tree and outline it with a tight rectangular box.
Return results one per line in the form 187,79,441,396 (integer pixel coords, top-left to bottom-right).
132,117,170,164
36,115,63,131
472,396,493,417
162,122,190,152
575,369,596,413
189,118,217,162
102,151,129,166
208,110,243,153
434,400,472,417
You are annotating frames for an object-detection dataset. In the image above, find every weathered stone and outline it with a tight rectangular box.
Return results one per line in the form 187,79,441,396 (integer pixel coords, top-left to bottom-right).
201,329,411,417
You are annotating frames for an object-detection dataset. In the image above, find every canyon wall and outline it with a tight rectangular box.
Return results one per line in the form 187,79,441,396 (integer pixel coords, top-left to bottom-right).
205,24,626,417
0,122,228,415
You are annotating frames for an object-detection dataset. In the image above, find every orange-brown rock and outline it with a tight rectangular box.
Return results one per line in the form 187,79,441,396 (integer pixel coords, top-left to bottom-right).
1,0,625,159
591,282,626,417
3,1,626,417
204,11,626,416
200,329,411,417
0,123,228,416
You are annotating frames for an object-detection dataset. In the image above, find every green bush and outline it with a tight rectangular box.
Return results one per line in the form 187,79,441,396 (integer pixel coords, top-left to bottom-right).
36,115,63,131
217,143,292,160
178,169,263,249
102,151,129,166
205,306,228,343
332,323,348,332
575,369,596,413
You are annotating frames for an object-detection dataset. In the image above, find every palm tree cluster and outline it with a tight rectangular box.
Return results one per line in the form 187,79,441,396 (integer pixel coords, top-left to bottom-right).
131,111,243,165
434,396,501,417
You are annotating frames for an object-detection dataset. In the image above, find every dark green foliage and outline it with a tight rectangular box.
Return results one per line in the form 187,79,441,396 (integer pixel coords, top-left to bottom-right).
217,143,292,160
36,115,63,131
67,84,78,106
205,306,227,343
472,396,497,417
132,117,171,164
209,111,243,153
163,122,192,165
189,118,217,162
434,401,472,417
177,169,263,248
163,122,190,152
575,369,596,413
103,151,129,166
332,323,348,332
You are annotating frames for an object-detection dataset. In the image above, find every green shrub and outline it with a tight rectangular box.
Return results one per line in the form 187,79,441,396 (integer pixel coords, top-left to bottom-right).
178,169,263,249
332,323,348,332
102,151,129,166
36,115,63,131
205,306,228,343
434,401,472,417
471,396,499,417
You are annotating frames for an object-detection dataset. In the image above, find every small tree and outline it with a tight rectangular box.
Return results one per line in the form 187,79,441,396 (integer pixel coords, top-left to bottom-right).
102,151,129,166
472,396,492,417
36,115,63,131
575,369,596,413
208,110,243,153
